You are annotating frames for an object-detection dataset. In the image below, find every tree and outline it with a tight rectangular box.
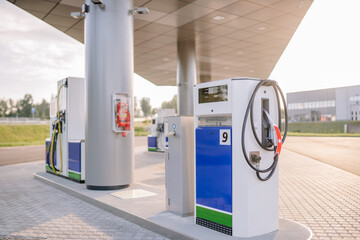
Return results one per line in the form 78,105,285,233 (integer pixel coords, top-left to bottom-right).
134,96,143,117
140,97,152,117
151,108,157,116
0,99,8,117
35,99,50,119
161,95,177,113
7,98,16,117
17,94,34,117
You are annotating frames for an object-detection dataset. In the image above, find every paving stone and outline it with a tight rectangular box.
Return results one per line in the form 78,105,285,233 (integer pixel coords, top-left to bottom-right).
0,162,168,240
279,149,360,240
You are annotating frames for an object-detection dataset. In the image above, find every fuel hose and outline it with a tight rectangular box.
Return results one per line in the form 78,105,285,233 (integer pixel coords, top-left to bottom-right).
49,83,66,175
241,79,288,181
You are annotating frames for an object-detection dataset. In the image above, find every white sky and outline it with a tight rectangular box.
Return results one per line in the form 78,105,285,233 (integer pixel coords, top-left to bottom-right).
269,0,360,92
0,0,177,108
0,0,359,107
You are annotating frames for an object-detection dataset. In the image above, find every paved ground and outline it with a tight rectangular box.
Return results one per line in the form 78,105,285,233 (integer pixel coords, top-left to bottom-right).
284,137,360,176
278,149,360,240
0,136,359,239
0,161,168,240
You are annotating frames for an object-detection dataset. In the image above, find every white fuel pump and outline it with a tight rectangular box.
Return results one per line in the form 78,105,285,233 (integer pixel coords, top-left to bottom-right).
148,108,176,152
46,77,85,182
193,77,287,238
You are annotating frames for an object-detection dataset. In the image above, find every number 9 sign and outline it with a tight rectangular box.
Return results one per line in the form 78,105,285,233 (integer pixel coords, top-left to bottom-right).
219,129,231,145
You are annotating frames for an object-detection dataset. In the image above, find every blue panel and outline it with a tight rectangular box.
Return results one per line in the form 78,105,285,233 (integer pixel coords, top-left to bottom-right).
147,136,157,148
196,127,232,213
68,142,81,173
46,139,56,166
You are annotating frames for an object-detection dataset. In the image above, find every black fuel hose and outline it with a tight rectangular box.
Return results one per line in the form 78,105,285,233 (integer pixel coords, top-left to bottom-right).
241,79,288,181
47,131,60,172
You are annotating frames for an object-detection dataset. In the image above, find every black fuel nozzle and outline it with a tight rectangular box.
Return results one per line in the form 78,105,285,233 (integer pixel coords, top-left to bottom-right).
262,109,275,147
266,128,274,146
59,111,66,124
52,119,63,133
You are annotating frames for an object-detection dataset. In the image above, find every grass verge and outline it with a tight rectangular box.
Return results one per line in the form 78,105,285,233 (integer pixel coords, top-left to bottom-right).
134,123,150,136
0,125,49,147
288,121,360,134
1,124,358,147
0,124,150,147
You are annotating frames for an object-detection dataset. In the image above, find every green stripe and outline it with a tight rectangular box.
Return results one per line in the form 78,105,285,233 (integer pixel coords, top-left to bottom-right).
68,171,81,181
196,206,232,227
45,165,53,172
148,147,157,151
45,165,82,181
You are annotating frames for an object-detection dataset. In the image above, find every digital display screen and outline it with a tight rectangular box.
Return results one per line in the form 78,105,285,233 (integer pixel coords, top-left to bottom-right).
198,85,228,104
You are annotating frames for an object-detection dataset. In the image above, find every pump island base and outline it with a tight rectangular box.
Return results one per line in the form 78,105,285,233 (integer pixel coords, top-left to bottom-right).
35,148,312,240
41,77,312,239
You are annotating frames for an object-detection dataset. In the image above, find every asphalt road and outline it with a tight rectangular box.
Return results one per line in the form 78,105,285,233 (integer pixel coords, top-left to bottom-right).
283,136,360,176
1,136,359,176
0,145,44,166
0,136,149,167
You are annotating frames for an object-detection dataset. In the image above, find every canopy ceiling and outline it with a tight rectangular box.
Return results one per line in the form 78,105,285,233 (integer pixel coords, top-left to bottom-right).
8,0,313,85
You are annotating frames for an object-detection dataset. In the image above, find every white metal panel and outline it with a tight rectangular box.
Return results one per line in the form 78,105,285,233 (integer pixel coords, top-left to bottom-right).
165,116,194,215
67,77,85,141
81,140,85,181
231,78,279,237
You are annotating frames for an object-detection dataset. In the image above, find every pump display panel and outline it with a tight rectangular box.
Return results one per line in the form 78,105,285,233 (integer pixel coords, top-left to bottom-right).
198,85,228,104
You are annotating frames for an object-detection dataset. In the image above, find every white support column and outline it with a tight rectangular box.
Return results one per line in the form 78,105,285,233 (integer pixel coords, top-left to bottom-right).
85,0,134,189
177,40,197,116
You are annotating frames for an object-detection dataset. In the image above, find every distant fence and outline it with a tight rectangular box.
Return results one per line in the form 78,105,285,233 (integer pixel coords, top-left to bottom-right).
1,117,149,125
288,120,360,134
0,117,49,125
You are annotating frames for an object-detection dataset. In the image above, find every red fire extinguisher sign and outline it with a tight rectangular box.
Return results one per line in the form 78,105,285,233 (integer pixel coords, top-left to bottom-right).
112,93,131,136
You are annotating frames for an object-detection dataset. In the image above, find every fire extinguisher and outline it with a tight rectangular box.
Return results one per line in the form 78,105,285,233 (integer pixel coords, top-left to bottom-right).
116,102,130,137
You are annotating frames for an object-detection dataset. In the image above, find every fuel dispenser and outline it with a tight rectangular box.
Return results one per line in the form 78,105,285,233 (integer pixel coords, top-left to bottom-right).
148,108,176,152
45,77,85,182
164,116,194,216
194,77,287,237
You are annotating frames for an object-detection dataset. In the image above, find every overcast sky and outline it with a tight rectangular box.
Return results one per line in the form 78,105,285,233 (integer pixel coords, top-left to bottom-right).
0,0,177,107
0,0,360,107
270,0,360,92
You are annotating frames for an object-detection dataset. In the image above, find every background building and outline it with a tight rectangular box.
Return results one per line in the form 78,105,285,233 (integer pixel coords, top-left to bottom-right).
287,85,360,122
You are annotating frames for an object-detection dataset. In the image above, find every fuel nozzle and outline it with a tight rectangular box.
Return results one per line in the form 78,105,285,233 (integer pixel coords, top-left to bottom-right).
266,128,274,146
263,109,283,157
263,109,276,147
52,120,62,134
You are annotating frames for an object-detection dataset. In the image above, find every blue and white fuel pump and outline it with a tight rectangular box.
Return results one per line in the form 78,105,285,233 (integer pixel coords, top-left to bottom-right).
193,77,288,238
45,77,86,182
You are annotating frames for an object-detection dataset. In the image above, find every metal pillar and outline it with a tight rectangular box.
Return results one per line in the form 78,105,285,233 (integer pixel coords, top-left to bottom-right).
177,40,197,116
85,0,134,189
